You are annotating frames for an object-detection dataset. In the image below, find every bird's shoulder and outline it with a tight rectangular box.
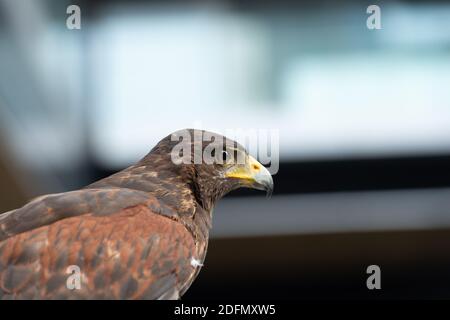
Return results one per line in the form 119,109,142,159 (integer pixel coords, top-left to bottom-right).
0,187,179,242
0,203,200,299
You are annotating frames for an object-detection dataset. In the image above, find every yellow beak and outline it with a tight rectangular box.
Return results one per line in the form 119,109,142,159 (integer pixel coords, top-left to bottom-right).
224,155,274,196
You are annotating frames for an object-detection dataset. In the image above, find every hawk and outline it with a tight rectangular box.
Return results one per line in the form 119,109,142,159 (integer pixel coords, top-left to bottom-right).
0,129,273,299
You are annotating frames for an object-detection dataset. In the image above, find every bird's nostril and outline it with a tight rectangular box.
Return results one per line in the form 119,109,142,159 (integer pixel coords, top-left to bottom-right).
252,164,260,171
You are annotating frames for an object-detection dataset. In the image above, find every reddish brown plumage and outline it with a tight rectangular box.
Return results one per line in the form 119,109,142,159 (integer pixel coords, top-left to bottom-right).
0,198,206,299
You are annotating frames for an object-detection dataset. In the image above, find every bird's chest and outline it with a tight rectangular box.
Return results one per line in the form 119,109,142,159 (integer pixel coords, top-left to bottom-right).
179,232,209,296
192,238,208,267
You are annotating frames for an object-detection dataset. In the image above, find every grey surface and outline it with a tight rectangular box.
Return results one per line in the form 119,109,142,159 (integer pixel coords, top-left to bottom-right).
211,188,450,238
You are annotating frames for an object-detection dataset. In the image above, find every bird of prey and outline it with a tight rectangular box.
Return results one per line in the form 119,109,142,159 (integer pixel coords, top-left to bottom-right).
0,129,273,299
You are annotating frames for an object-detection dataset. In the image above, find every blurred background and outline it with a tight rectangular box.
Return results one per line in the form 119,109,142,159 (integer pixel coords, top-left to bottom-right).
1,0,450,299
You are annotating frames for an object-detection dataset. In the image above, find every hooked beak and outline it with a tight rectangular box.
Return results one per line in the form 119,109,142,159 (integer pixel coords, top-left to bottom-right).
224,155,274,197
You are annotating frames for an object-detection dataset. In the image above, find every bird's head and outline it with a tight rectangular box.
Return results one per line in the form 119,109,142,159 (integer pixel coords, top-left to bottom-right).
144,129,273,211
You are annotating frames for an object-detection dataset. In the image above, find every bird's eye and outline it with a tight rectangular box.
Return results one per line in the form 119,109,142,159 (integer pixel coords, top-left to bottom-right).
222,150,229,163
